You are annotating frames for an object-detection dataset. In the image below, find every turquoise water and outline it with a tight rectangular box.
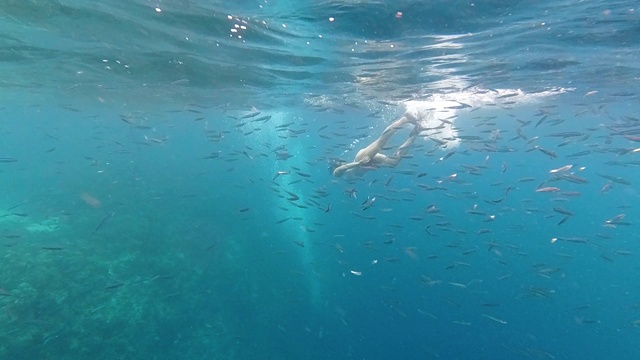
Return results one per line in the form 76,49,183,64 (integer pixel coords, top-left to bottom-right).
1,1,639,359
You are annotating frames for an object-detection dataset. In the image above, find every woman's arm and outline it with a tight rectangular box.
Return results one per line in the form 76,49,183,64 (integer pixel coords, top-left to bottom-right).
332,159,366,177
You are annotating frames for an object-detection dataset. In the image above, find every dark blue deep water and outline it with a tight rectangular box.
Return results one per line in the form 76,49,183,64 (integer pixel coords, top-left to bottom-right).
0,1,639,359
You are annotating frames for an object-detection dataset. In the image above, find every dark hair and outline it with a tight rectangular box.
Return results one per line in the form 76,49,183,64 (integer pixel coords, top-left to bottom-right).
327,158,346,174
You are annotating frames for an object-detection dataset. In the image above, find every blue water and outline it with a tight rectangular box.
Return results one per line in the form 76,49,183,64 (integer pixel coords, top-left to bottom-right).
1,0,639,359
